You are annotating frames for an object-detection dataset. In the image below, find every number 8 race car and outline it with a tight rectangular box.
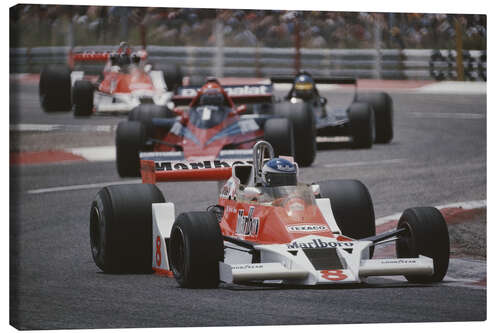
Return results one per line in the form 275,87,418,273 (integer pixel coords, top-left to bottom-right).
89,141,449,288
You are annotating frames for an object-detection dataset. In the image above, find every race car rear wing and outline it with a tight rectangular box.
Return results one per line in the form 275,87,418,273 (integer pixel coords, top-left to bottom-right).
172,84,274,106
140,150,254,183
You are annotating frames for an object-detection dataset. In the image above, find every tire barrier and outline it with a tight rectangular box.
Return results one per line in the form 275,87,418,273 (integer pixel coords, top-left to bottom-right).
429,49,486,81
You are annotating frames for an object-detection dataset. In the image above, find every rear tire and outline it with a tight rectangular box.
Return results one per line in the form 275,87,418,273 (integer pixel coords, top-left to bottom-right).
116,121,145,178
356,92,393,143
73,80,94,117
396,207,450,283
348,102,374,149
39,65,72,112
264,118,295,158
318,179,375,257
89,183,165,273
274,101,316,166
169,211,224,288
163,64,183,92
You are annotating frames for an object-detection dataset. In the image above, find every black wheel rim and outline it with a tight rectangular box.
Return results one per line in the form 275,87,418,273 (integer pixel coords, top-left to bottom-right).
90,206,101,258
170,227,186,278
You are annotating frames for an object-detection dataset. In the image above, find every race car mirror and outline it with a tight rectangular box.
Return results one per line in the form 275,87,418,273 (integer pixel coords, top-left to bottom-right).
235,104,247,115
252,141,274,185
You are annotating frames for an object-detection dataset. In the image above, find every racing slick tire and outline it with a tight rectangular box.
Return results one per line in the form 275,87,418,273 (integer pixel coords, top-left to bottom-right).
39,65,72,112
347,102,374,149
163,64,183,92
73,80,94,117
396,207,450,283
128,104,176,137
116,121,146,178
169,211,224,288
318,179,375,256
355,92,393,143
274,101,316,167
90,183,165,273
264,118,295,158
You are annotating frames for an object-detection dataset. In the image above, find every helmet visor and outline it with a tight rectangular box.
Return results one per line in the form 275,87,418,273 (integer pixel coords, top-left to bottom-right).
264,172,297,187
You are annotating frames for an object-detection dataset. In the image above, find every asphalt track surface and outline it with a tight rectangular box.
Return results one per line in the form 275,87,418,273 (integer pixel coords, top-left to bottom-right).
10,82,486,329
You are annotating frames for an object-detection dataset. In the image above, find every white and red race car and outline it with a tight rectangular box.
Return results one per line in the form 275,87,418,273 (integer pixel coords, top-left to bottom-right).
89,141,449,288
39,42,181,116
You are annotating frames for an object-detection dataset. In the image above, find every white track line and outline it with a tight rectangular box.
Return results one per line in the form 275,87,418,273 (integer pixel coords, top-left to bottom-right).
413,81,486,95
409,112,485,120
324,158,407,168
27,179,142,194
67,146,116,162
10,123,115,132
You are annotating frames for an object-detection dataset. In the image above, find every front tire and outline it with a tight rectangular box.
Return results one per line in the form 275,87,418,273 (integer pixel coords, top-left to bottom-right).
73,80,94,116
318,179,375,257
264,118,295,158
116,121,146,178
396,207,450,283
128,104,176,137
39,65,72,112
89,184,165,273
169,212,224,288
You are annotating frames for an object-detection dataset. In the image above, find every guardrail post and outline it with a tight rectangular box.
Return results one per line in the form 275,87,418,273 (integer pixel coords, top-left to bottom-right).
455,18,464,81
294,18,301,74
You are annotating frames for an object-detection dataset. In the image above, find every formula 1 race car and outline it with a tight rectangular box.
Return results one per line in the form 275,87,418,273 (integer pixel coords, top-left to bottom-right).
115,78,312,177
90,141,450,288
258,71,393,166
38,42,182,116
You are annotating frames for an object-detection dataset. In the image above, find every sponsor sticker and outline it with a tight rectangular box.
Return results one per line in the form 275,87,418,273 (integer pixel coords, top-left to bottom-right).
287,238,354,249
232,264,264,270
236,206,260,236
286,224,329,233
155,159,253,171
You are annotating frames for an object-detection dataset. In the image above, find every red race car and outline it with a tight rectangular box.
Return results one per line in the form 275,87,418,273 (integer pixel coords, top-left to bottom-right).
90,141,450,288
39,42,182,116
115,77,311,178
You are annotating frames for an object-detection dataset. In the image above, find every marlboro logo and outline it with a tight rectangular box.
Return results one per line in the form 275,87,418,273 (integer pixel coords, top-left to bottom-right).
287,238,354,249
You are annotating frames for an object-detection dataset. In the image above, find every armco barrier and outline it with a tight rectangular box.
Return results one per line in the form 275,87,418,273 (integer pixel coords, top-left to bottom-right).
10,45,486,81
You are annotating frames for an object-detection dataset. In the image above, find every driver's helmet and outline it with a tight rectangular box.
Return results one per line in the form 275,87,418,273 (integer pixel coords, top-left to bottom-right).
109,52,119,66
293,72,315,99
199,88,224,106
130,52,141,64
262,158,297,187
119,53,130,66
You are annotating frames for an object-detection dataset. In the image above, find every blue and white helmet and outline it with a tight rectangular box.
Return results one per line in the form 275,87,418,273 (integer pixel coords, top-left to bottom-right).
262,158,297,187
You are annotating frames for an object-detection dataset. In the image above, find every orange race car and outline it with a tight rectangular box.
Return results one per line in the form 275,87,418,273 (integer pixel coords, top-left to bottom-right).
89,141,450,288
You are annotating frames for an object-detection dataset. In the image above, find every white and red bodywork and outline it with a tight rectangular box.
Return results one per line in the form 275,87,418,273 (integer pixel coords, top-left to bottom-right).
142,151,435,285
69,48,171,114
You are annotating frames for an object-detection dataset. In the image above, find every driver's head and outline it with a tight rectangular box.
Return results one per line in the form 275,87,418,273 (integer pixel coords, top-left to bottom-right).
199,88,224,106
131,52,141,64
262,158,297,187
109,52,119,66
293,72,315,99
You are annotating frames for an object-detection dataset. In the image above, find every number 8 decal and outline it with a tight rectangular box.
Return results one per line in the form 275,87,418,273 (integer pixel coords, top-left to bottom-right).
320,270,348,281
155,236,162,266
